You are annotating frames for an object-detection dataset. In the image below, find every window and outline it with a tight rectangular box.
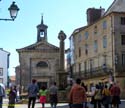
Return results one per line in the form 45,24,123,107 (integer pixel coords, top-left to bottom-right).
94,40,98,52
103,55,107,65
121,35,125,45
0,68,3,76
78,47,81,57
78,34,82,42
79,63,81,73
102,20,107,29
36,61,48,68
84,61,87,72
121,17,125,25
84,31,89,39
40,30,45,37
103,36,107,48
0,78,3,83
85,44,88,55
122,54,125,65
94,25,97,34
90,59,93,71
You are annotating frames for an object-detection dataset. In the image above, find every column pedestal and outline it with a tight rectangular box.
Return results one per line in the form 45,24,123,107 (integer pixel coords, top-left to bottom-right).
57,70,67,90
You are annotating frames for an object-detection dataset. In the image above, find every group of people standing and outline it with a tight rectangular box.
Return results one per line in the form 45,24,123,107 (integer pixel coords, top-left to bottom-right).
27,79,58,108
68,78,121,108
91,82,121,108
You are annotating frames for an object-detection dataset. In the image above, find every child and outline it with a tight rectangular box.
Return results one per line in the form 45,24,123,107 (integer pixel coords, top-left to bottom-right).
39,86,48,108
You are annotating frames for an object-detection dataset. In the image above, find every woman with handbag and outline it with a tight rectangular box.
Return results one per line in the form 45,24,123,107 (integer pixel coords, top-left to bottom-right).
93,84,102,108
102,85,111,108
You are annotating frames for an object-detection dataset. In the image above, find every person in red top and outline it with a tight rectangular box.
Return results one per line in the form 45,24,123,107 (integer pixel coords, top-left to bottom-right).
110,82,121,108
68,78,86,108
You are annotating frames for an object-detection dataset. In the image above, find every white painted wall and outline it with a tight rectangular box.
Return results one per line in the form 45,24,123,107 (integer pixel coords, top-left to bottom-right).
0,48,10,87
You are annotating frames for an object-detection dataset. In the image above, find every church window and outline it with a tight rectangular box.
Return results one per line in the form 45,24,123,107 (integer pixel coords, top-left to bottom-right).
121,35,125,45
36,61,48,68
121,17,125,25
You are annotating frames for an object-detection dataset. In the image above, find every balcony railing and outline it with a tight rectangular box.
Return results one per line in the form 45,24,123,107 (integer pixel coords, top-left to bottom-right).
116,65,125,72
72,65,113,79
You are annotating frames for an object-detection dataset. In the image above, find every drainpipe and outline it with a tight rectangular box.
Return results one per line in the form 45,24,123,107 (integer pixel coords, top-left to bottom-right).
111,16,116,82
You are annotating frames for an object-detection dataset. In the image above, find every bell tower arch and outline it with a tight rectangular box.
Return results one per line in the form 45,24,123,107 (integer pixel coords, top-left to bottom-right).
36,15,48,42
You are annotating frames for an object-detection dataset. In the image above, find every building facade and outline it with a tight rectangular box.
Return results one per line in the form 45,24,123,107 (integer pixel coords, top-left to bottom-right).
16,17,60,91
69,0,125,98
0,48,10,87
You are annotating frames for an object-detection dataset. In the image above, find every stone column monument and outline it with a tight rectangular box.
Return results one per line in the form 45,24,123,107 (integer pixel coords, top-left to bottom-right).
58,30,67,89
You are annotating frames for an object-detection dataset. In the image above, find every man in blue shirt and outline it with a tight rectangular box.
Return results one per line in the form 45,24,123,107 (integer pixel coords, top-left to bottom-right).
27,79,39,108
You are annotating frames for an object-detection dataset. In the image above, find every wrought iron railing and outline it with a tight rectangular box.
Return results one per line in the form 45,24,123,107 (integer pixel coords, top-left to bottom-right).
72,65,113,79
116,65,125,72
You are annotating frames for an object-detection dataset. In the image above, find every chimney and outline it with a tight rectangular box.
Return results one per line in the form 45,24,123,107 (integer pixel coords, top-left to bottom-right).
87,7,105,25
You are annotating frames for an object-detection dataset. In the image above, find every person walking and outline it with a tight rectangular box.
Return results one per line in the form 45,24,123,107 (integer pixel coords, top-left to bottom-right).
39,86,48,108
0,85,5,108
8,86,16,108
66,80,73,108
13,86,18,102
110,82,121,108
68,78,86,108
49,82,58,108
27,79,39,108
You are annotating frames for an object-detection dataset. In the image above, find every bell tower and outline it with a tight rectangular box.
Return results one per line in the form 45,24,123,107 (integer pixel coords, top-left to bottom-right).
36,15,48,42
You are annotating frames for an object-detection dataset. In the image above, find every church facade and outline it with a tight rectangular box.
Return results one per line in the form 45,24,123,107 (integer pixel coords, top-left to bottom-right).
16,17,60,90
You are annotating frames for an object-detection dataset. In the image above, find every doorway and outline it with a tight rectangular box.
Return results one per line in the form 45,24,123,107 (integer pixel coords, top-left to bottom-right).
37,82,47,89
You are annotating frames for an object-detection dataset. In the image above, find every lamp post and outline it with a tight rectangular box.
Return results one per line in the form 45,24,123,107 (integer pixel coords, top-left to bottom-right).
0,1,19,21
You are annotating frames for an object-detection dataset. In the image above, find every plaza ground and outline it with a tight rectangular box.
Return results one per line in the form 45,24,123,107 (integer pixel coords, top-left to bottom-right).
2,98,125,108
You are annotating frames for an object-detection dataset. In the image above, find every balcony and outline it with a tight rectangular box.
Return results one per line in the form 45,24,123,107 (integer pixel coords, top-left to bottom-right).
116,65,125,72
73,65,113,79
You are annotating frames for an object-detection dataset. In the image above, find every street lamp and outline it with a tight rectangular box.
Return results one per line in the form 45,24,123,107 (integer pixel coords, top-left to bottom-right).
0,1,19,21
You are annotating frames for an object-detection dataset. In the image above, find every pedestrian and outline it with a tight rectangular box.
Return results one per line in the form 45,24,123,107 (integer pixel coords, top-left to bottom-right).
49,82,58,108
110,82,121,108
102,85,111,108
90,84,96,105
13,86,18,102
0,84,5,108
8,86,16,108
39,86,48,108
27,79,39,108
68,78,86,108
66,80,73,108
81,82,88,108
93,84,102,108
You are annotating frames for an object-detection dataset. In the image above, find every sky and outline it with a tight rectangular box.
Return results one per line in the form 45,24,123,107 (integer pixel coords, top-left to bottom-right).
0,0,114,76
